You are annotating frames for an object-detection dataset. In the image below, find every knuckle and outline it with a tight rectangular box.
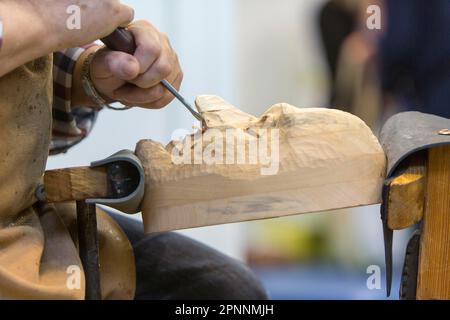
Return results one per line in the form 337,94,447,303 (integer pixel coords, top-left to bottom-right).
131,20,152,29
139,20,153,28
155,61,172,78
110,2,135,22
142,41,162,57
104,53,115,67
127,7,135,21
133,74,156,89
109,1,121,13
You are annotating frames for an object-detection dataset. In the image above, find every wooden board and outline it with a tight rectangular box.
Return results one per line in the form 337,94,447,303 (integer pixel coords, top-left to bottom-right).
44,166,108,202
417,145,450,300
136,95,386,233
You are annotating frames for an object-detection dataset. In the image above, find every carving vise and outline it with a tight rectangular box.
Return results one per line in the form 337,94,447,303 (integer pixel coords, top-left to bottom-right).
37,150,145,300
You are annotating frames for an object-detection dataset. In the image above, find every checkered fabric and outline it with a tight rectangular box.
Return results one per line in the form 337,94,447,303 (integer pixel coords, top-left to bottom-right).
51,48,100,155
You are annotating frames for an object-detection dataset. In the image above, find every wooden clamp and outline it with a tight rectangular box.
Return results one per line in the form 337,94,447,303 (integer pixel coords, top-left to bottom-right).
385,146,450,300
40,150,144,300
42,150,145,213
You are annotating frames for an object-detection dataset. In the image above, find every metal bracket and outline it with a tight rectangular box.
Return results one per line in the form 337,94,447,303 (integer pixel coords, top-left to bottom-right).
381,178,394,297
400,230,420,300
86,149,145,214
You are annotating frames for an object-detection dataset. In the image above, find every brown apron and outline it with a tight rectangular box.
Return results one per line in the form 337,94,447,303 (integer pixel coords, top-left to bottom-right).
0,56,135,299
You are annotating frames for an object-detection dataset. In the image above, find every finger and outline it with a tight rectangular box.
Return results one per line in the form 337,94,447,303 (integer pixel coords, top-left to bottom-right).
133,50,179,90
138,72,183,109
161,66,183,94
115,59,179,105
92,50,140,81
113,83,165,104
132,49,178,89
171,68,184,92
128,21,162,74
117,4,135,27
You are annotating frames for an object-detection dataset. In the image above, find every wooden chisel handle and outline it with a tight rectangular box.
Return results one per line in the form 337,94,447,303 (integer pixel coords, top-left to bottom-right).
101,28,204,121
101,27,137,54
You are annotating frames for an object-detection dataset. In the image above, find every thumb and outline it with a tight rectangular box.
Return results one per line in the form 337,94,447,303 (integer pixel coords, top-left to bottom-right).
92,50,140,81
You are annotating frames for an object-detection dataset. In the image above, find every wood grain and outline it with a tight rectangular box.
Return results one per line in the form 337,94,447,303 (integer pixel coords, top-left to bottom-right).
387,153,426,230
417,145,450,300
137,95,386,233
44,166,108,203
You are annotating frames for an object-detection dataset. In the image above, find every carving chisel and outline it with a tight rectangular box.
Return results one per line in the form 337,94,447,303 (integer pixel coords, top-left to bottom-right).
101,28,203,122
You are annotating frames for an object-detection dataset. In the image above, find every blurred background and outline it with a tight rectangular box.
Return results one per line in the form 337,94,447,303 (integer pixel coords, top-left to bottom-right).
47,0,450,299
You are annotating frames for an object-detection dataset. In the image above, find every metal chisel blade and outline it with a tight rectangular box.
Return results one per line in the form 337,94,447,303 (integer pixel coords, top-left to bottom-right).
161,80,204,122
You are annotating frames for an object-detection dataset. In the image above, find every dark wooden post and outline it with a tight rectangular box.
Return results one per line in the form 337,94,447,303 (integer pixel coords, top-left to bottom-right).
76,201,102,300
417,146,450,299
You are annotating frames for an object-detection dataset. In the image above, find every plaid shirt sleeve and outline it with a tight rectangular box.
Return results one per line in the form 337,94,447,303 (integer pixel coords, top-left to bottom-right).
51,48,100,155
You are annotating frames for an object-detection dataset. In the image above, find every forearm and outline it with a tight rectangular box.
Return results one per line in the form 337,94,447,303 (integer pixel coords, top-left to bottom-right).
0,1,58,77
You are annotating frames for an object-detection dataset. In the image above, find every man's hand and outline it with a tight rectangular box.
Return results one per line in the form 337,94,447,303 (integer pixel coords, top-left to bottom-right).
0,0,134,76
90,21,183,109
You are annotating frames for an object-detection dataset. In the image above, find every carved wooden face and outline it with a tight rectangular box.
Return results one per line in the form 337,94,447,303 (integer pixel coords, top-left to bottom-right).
135,95,386,234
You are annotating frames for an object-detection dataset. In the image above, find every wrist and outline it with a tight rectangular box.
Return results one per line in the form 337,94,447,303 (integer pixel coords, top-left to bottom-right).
19,1,61,53
72,46,105,108
30,1,74,52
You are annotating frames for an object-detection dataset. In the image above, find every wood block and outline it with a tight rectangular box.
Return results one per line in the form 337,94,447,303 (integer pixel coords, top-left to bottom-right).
136,96,386,233
387,153,426,230
417,145,450,300
44,166,108,203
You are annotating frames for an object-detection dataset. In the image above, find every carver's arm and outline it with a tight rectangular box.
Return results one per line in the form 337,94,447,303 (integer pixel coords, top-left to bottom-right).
0,0,134,77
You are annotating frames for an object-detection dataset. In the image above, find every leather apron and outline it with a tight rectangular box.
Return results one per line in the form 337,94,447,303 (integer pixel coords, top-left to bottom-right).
0,56,135,300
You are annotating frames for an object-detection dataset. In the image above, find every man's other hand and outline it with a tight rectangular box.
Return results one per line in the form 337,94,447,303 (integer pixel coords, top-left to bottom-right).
90,21,183,109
